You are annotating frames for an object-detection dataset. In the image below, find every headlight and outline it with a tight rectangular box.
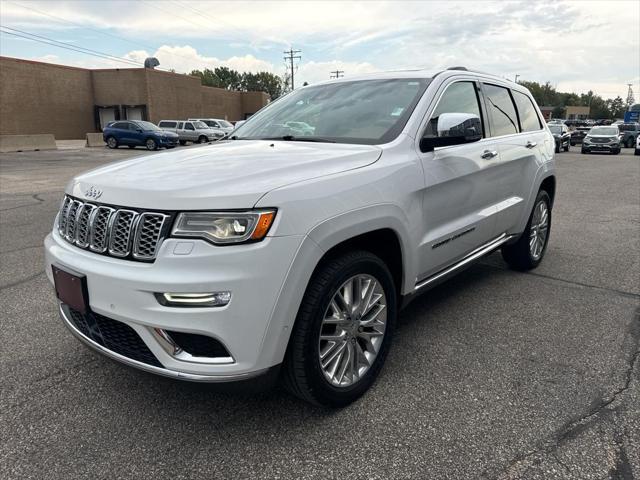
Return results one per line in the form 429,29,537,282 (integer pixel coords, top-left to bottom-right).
172,210,276,244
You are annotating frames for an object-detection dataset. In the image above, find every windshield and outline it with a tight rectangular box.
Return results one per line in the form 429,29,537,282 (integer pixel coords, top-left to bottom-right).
589,127,618,136
618,124,638,132
219,120,233,128
232,78,430,144
548,125,562,134
137,121,161,131
193,121,208,129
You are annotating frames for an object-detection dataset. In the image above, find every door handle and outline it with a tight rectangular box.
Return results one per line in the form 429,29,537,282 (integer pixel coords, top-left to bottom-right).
526,141,537,149
481,150,498,159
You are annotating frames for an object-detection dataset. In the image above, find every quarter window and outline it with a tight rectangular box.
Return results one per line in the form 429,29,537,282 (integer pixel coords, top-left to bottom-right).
424,81,484,138
160,121,177,128
483,84,519,136
512,90,542,132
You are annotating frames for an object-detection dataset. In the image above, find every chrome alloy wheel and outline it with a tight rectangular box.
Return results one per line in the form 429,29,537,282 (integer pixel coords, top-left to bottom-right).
318,274,387,388
107,137,117,148
529,200,549,260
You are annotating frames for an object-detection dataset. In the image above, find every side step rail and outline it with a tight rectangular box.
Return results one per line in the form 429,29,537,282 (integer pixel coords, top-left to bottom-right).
414,233,516,292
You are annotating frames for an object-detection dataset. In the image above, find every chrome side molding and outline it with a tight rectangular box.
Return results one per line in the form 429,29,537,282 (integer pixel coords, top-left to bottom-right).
414,233,516,292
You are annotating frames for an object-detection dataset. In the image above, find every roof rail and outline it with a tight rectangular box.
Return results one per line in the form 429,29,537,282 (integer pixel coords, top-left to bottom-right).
447,66,468,71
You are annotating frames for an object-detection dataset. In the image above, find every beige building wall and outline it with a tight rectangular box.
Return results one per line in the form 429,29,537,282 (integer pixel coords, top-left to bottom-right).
0,56,270,139
0,57,95,140
92,69,148,106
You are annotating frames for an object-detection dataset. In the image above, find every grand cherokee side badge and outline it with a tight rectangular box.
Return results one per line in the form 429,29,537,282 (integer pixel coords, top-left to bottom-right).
85,186,103,200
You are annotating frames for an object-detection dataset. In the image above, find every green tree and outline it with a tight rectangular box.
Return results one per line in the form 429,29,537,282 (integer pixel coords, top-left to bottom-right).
607,96,626,119
241,71,285,99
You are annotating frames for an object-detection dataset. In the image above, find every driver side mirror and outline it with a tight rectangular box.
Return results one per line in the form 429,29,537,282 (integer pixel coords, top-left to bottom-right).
420,112,482,152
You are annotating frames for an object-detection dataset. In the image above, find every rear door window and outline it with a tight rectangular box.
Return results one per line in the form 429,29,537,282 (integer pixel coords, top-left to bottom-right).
483,84,519,137
512,90,542,132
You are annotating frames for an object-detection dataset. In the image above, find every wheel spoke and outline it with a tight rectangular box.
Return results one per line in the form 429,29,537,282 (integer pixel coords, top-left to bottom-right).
322,341,346,369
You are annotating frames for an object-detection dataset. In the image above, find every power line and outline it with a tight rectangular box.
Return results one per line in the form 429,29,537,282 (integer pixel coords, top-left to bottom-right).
330,70,344,79
0,27,149,68
284,48,301,90
6,0,200,66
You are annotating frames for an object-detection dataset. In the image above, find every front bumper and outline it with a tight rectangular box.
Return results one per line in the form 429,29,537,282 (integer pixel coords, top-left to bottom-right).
582,142,619,152
159,137,178,146
45,229,306,380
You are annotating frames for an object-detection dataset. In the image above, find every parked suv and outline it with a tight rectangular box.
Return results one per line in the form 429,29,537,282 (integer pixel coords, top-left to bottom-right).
45,68,556,407
581,125,621,154
617,122,640,148
103,121,179,150
158,120,220,144
188,118,234,136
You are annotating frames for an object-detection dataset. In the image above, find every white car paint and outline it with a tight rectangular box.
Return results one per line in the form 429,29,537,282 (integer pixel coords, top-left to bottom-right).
45,69,556,382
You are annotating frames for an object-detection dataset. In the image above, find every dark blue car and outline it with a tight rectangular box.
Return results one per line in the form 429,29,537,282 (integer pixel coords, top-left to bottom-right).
103,120,179,150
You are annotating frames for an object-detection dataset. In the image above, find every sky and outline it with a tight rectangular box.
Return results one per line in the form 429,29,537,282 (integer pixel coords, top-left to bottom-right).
0,0,638,100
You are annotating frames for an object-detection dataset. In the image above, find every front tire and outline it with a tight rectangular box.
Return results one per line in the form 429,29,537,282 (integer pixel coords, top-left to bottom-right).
563,141,569,152
145,138,158,150
282,250,397,407
626,138,634,148
198,135,208,144
502,190,551,271
555,142,560,153
106,136,118,149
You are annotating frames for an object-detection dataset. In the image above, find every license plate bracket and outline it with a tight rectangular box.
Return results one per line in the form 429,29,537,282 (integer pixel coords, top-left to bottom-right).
52,266,89,314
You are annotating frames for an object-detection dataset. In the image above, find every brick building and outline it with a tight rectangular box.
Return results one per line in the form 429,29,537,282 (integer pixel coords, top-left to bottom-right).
0,56,270,140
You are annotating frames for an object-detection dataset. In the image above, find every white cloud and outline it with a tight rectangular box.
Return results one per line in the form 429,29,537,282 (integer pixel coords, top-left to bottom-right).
1,0,638,99
123,45,274,74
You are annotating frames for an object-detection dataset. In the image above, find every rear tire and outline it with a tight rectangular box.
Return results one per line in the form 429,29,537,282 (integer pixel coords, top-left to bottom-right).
555,142,560,153
106,136,118,149
563,142,569,152
502,190,551,271
282,250,397,407
626,138,634,148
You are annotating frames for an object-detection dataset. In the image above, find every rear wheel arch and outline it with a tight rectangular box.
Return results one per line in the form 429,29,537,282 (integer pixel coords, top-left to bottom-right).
539,175,556,208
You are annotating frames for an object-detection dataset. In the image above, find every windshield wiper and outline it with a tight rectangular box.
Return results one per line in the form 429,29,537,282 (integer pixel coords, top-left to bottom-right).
259,135,336,143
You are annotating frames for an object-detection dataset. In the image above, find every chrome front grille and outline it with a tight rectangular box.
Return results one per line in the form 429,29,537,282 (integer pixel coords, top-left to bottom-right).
57,196,170,262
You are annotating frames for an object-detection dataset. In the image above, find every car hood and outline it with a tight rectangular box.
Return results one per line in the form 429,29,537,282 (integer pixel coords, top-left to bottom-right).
153,131,179,138
68,140,382,210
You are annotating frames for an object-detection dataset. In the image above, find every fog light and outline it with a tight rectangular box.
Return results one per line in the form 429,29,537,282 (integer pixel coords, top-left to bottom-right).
156,292,231,307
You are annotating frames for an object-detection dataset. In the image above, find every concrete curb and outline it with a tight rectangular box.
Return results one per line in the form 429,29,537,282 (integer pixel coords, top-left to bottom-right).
0,134,57,153
86,133,106,147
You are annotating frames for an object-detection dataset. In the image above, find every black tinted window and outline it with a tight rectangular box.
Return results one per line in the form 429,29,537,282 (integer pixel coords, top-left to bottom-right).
160,121,176,128
112,122,128,129
424,81,483,138
512,90,542,132
483,84,519,136
185,123,195,131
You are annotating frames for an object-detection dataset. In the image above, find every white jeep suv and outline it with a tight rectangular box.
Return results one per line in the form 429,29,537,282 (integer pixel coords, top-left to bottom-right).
45,68,556,407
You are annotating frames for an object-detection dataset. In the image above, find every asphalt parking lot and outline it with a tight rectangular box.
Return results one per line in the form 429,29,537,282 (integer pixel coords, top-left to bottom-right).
1,145,638,480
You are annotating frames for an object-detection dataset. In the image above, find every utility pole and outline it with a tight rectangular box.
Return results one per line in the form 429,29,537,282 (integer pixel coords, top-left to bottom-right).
330,70,344,79
626,83,635,107
283,48,301,90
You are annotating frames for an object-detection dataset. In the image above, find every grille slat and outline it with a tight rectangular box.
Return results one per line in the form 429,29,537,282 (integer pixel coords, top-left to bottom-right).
57,195,169,262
